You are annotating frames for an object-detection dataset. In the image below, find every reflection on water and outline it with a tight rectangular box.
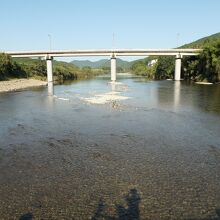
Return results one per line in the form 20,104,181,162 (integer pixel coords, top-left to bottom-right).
52,76,220,114
147,80,220,114
47,81,54,96
173,81,181,110
194,83,220,113
110,81,116,92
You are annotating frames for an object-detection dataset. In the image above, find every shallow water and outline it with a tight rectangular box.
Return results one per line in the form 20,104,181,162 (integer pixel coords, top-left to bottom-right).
0,74,220,219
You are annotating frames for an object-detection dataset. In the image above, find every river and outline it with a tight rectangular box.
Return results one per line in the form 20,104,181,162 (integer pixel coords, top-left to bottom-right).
0,74,220,219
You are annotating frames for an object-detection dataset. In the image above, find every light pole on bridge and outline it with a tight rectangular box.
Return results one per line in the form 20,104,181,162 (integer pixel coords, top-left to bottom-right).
176,33,180,48
48,34,52,51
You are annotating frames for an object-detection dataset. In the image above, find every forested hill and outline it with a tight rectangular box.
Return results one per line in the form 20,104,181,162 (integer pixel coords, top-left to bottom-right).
71,59,108,68
181,32,220,82
71,58,132,72
131,32,220,83
181,32,220,48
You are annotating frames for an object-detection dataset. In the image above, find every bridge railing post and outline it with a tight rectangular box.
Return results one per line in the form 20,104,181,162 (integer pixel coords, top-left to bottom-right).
111,55,116,82
174,54,182,81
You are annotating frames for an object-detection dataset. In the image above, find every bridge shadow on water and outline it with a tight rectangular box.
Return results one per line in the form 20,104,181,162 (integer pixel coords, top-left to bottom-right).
92,188,140,220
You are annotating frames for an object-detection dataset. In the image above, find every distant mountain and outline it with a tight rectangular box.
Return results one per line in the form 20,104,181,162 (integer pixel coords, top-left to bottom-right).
70,58,132,70
70,59,108,68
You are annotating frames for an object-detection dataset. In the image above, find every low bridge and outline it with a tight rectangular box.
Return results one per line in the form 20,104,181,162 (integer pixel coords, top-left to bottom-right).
5,48,201,85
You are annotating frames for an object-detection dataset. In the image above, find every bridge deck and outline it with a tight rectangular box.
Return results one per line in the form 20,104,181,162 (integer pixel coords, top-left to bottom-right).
3,48,202,58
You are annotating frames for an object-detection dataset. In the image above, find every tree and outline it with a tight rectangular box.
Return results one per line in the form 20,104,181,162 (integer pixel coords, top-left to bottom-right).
182,39,220,82
155,56,175,80
0,53,13,79
0,53,26,80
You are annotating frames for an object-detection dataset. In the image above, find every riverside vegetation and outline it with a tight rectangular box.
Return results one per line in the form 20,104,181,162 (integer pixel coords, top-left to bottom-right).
0,55,103,82
131,32,220,83
0,32,220,83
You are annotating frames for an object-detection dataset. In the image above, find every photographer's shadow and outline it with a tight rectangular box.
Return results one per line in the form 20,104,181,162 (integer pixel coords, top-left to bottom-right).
92,188,140,220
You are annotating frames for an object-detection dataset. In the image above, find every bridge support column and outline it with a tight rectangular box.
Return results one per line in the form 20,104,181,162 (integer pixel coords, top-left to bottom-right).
111,56,116,82
174,54,182,81
46,56,53,95
46,56,53,83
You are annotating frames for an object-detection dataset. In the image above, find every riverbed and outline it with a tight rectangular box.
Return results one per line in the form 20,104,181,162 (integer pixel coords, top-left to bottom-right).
0,74,220,219
0,79,47,93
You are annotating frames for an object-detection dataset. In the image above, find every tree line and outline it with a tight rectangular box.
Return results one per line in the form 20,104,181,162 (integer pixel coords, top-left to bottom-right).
182,39,220,82
131,36,220,83
0,54,104,81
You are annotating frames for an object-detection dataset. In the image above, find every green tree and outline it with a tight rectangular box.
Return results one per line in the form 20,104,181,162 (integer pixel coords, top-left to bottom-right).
182,39,220,82
155,56,175,80
131,60,157,79
0,53,13,80
0,53,26,80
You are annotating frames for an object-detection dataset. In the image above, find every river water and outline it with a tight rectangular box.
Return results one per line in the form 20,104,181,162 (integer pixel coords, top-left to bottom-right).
0,74,220,219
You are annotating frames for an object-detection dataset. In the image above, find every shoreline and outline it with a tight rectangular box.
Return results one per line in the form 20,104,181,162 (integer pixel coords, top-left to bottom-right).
0,78,47,93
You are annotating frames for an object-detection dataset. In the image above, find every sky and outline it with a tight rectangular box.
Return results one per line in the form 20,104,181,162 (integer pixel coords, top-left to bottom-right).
0,0,220,61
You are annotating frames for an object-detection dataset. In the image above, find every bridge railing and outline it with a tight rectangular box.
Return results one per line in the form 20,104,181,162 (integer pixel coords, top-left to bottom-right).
4,48,202,58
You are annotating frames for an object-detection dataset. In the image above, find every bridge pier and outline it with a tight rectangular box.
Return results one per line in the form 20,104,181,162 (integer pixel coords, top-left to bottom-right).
174,54,182,81
111,56,116,82
46,56,53,83
46,56,53,95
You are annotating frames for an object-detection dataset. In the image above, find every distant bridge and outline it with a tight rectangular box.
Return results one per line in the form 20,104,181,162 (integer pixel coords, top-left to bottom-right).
4,48,201,94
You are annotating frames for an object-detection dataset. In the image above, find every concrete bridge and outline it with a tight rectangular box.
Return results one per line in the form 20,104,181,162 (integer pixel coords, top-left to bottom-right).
5,48,201,84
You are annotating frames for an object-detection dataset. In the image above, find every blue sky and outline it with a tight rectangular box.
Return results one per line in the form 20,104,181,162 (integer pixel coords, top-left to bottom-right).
0,0,220,60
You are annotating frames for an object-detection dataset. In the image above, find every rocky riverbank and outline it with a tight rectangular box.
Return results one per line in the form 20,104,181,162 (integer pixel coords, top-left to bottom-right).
0,79,47,93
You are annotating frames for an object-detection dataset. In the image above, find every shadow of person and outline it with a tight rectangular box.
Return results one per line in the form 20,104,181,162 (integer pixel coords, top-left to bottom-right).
91,198,106,220
116,205,127,220
92,189,140,220
126,189,141,219
19,213,33,220
117,188,141,220
215,209,220,220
